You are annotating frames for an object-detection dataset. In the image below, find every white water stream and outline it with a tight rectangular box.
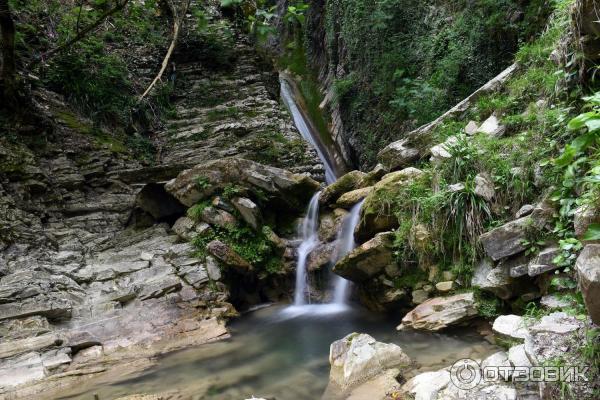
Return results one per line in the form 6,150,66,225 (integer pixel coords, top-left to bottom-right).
280,76,362,314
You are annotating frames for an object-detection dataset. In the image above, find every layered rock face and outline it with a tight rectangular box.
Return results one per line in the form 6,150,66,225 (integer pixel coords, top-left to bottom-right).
0,18,323,398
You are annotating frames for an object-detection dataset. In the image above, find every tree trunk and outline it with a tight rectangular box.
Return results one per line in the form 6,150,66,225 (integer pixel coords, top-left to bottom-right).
0,0,17,104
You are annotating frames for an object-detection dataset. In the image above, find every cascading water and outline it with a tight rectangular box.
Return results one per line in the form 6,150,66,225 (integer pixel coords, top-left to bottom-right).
280,76,338,185
332,199,365,304
293,192,321,306
280,75,363,314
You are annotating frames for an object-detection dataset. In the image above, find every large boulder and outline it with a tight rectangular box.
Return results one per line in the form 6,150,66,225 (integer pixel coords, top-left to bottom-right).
479,217,531,261
328,333,411,389
377,138,419,171
164,158,319,211
492,314,529,342
319,170,367,205
207,240,252,273
333,232,394,282
231,197,262,230
356,168,424,241
335,186,373,209
575,245,600,324
397,292,478,331
471,258,526,300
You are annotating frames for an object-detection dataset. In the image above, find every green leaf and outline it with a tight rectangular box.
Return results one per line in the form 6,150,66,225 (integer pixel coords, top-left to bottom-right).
583,223,600,241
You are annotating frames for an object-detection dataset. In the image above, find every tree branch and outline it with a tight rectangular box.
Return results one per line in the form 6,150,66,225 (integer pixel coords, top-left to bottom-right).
138,0,190,102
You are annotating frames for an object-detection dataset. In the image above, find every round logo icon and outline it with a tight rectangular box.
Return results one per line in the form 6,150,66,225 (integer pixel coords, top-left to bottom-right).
450,358,481,390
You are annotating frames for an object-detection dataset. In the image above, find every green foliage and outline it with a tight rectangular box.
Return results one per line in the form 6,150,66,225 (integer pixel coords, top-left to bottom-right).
553,238,583,268
221,184,245,200
475,290,504,319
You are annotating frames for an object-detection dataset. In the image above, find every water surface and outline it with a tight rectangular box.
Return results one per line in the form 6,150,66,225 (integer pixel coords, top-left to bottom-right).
63,304,497,400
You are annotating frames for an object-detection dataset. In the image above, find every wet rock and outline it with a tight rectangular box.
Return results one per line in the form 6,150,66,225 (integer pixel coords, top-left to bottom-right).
479,217,531,261
492,315,529,342
328,333,411,389
477,114,506,137
377,138,420,171
165,158,320,211
333,232,394,282
307,241,337,271
397,292,477,331
335,186,373,209
231,197,262,230
207,240,252,273
318,209,347,242
575,244,600,324
356,168,424,241
319,170,367,205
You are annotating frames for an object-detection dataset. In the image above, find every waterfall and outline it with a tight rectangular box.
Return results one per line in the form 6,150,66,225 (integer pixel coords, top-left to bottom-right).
293,192,321,306
332,199,365,304
280,75,361,315
280,77,337,185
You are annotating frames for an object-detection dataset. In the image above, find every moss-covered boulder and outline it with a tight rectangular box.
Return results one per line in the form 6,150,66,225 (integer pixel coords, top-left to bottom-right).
333,232,394,282
165,157,320,211
355,168,424,242
319,170,367,205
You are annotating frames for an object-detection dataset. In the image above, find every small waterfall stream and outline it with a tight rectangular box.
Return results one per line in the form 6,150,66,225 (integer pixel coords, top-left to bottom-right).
280,75,362,314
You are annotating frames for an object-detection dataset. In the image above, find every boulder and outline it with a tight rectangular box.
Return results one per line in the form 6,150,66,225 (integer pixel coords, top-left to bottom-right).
574,204,600,239
479,217,531,261
171,217,197,241
318,209,348,242
515,204,534,219
319,170,367,205
398,292,477,331
575,244,600,324
492,315,529,342
412,289,429,304
465,120,479,135
207,240,252,273
200,206,236,228
472,259,519,300
231,197,262,230
356,168,424,241
430,136,460,164
474,173,495,202
165,158,319,211
402,370,451,400
335,186,373,209
328,333,411,389
307,241,337,271
435,281,453,292
477,114,506,137
529,312,581,335
527,246,560,276
333,232,394,282
377,139,420,171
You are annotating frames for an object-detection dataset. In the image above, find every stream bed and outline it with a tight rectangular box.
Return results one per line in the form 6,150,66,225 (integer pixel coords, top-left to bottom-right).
61,303,498,400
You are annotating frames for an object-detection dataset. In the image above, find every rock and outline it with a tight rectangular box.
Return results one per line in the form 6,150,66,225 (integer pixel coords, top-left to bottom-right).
508,344,532,368
0,295,72,321
333,232,394,282
377,139,420,171
398,292,477,331
307,241,337,271
402,369,451,400
435,281,453,292
527,246,561,276
135,183,186,221
41,348,72,370
412,289,429,304
205,256,222,281
447,183,465,192
515,204,534,219
356,168,424,241
472,259,517,300
481,351,512,379
477,114,506,137
492,315,529,342
328,333,411,389
178,263,209,288
464,120,479,135
165,158,320,211
207,240,252,272
320,170,367,205
211,196,235,213
575,244,600,324
0,333,62,359
64,330,101,351
335,187,373,209
529,312,580,334
231,197,262,230
430,136,460,163
0,352,46,387
574,204,600,239
474,173,495,202
319,209,348,242
540,294,574,310
200,206,236,228
479,217,531,261
139,274,182,300
171,217,197,241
